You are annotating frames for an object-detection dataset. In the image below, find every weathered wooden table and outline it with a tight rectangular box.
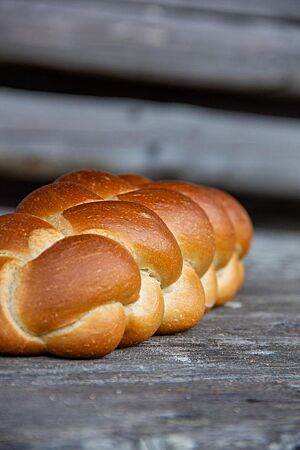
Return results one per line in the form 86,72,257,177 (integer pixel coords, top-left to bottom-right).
0,229,299,450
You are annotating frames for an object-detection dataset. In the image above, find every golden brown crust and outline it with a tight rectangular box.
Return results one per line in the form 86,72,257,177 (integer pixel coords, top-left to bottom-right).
132,178,252,307
56,170,135,199
16,234,141,335
119,173,152,187
215,253,242,305
59,201,182,288
118,187,217,315
15,183,183,346
17,182,101,221
54,171,220,314
12,179,190,351
206,187,253,259
0,210,142,357
158,262,205,334
119,273,164,347
18,181,214,338
19,178,211,339
0,256,45,355
119,188,215,278
44,303,126,358
0,168,252,358
145,181,235,270
117,174,252,263
0,213,63,260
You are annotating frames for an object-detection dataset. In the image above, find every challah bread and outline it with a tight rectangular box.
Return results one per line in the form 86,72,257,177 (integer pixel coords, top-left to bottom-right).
0,213,141,357
57,170,217,315
120,176,253,305
17,176,209,336
16,182,197,348
0,168,252,358
117,189,217,314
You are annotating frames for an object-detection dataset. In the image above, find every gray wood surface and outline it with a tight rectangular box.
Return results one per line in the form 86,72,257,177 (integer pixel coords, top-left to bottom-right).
1,89,300,198
133,0,300,20
1,0,300,95
0,229,299,450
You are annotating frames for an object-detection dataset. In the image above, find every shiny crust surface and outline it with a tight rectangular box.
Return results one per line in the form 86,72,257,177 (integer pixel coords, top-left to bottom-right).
61,200,182,287
119,188,215,278
0,169,253,358
146,181,235,270
0,213,62,259
115,173,252,307
17,182,101,221
119,173,152,187
56,170,135,198
206,187,253,258
16,234,140,334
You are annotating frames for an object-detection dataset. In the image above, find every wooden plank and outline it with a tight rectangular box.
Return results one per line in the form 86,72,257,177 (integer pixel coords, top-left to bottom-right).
0,229,299,450
1,0,300,95
1,89,300,199
131,0,300,21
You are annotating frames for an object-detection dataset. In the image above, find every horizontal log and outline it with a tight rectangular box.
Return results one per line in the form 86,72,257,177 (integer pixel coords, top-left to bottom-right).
1,89,300,198
132,0,300,21
1,0,300,95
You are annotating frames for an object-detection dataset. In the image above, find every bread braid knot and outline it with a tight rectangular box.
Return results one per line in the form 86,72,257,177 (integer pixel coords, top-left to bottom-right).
0,170,252,358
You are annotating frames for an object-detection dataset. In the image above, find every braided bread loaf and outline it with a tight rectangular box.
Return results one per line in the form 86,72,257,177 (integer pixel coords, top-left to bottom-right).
0,170,252,358
120,174,253,306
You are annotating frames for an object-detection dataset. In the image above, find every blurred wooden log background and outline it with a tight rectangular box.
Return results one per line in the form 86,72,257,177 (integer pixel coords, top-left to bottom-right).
1,0,300,94
1,89,300,199
0,0,300,210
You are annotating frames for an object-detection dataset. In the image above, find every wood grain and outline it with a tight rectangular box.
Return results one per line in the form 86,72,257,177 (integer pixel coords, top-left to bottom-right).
1,0,300,95
130,0,300,21
0,229,299,449
1,89,300,198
